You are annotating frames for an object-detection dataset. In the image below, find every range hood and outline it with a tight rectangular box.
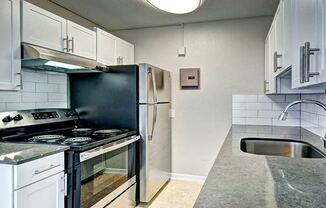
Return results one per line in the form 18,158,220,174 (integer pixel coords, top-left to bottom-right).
21,43,106,73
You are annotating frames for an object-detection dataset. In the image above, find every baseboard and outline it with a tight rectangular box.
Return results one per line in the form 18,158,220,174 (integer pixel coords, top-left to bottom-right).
170,173,206,183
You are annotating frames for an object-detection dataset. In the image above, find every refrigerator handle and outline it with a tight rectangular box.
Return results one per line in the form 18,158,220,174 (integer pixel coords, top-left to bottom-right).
148,104,157,141
148,68,158,141
149,68,158,103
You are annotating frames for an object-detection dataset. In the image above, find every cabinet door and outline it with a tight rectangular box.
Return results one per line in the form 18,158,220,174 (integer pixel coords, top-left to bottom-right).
67,21,96,60
0,0,21,91
22,1,67,52
282,0,294,70
117,39,134,65
267,24,276,94
291,0,323,88
265,37,270,93
14,172,65,208
274,3,284,75
96,28,117,65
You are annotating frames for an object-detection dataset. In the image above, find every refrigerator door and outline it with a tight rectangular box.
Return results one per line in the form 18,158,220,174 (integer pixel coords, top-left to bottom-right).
139,103,171,202
139,64,171,104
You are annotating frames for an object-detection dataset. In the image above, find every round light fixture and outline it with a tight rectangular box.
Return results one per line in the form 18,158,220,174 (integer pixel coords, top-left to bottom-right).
147,0,202,14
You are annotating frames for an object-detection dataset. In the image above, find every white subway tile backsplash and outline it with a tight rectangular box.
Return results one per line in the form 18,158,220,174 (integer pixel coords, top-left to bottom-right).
232,94,301,128
23,70,47,83
22,92,47,102
0,69,68,112
0,92,21,103
6,103,36,111
22,82,36,92
48,93,67,102
232,117,246,125
0,103,5,111
246,118,272,126
48,74,67,84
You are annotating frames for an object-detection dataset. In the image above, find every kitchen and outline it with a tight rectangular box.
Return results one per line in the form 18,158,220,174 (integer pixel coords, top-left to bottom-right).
0,0,325,207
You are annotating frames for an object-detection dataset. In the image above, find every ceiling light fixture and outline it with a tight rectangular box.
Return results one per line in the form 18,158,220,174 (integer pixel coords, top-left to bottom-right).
147,0,202,14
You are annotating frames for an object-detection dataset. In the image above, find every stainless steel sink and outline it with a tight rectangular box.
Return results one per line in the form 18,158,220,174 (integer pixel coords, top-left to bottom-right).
240,138,326,158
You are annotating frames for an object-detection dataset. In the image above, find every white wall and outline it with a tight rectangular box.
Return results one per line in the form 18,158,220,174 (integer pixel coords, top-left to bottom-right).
114,17,272,176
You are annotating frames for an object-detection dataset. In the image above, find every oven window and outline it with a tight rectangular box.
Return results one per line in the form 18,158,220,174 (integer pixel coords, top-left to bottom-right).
80,143,136,208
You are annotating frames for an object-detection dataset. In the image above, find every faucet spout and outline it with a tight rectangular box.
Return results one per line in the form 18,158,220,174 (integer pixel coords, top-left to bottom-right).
278,99,326,121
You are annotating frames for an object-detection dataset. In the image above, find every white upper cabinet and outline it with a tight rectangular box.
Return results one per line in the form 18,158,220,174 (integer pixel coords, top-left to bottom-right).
22,1,96,60
22,1,67,52
96,28,135,66
96,28,117,65
67,21,96,60
273,3,284,75
282,0,294,70
0,0,21,91
291,0,324,88
265,24,276,94
116,39,135,65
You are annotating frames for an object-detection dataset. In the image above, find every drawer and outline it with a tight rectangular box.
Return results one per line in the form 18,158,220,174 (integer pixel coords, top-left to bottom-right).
14,152,64,189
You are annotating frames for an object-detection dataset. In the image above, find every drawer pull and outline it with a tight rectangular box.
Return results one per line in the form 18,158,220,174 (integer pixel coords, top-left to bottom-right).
34,164,61,175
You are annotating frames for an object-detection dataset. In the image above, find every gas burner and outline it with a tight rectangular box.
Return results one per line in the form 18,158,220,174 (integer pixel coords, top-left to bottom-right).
72,128,93,136
63,137,93,145
30,135,66,143
93,129,123,137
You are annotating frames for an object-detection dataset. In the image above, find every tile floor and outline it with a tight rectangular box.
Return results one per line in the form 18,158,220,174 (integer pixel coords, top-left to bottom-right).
137,180,204,208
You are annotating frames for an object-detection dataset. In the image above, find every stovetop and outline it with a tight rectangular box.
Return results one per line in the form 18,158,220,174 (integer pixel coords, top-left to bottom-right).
6,128,137,152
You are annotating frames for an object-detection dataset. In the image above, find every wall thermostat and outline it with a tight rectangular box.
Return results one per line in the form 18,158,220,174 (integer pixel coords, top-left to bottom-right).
180,68,200,89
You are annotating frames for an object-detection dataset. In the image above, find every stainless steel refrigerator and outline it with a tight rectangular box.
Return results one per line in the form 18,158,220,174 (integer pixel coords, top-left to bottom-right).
138,63,172,202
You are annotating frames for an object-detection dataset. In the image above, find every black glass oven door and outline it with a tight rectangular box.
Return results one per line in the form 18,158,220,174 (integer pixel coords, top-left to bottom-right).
75,137,138,208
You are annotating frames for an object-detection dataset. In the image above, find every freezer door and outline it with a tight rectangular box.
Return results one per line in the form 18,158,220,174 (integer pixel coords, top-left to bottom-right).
139,103,171,202
139,64,171,104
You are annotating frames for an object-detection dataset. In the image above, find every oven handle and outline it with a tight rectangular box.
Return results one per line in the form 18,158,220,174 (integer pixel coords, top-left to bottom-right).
80,135,140,162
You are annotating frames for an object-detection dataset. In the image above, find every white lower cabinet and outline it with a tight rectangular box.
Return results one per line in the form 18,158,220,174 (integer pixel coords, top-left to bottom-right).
0,152,65,208
14,172,65,208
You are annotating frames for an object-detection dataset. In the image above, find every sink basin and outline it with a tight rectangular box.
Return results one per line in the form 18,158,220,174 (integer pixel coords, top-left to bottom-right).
240,138,326,158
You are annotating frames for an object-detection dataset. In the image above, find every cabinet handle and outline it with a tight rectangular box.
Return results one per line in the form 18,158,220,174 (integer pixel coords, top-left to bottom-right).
303,42,320,83
117,57,120,64
15,71,23,90
63,35,69,52
264,80,269,92
68,37,74,53
273,51,282,72
300,46,305,83
121,57,123,65
34,164,61,175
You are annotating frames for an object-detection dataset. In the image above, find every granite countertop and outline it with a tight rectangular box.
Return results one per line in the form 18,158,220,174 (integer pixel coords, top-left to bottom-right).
0,143,68,165
194,125,326,208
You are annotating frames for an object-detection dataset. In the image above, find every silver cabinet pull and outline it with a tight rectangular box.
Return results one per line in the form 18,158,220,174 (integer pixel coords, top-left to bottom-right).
34,164,61,175
264,80,269,92
68,37,74,53
273,51,282,72
300,46,305,83
16,71,23,90
63,35,69,52
303,42,320,83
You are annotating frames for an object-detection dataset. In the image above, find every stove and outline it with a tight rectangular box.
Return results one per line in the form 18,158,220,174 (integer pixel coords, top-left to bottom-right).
0,109,139,208
22,127,135,151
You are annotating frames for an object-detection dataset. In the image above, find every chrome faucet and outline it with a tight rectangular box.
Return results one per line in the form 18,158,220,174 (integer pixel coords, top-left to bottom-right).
278,99,326,148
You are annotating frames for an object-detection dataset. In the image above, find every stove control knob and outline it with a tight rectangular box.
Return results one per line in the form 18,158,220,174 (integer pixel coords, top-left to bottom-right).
2,115,13,123
65,111,77,118
13,114,23,121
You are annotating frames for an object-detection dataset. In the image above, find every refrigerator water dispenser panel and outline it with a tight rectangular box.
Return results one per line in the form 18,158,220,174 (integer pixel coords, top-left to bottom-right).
180,68,200,89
